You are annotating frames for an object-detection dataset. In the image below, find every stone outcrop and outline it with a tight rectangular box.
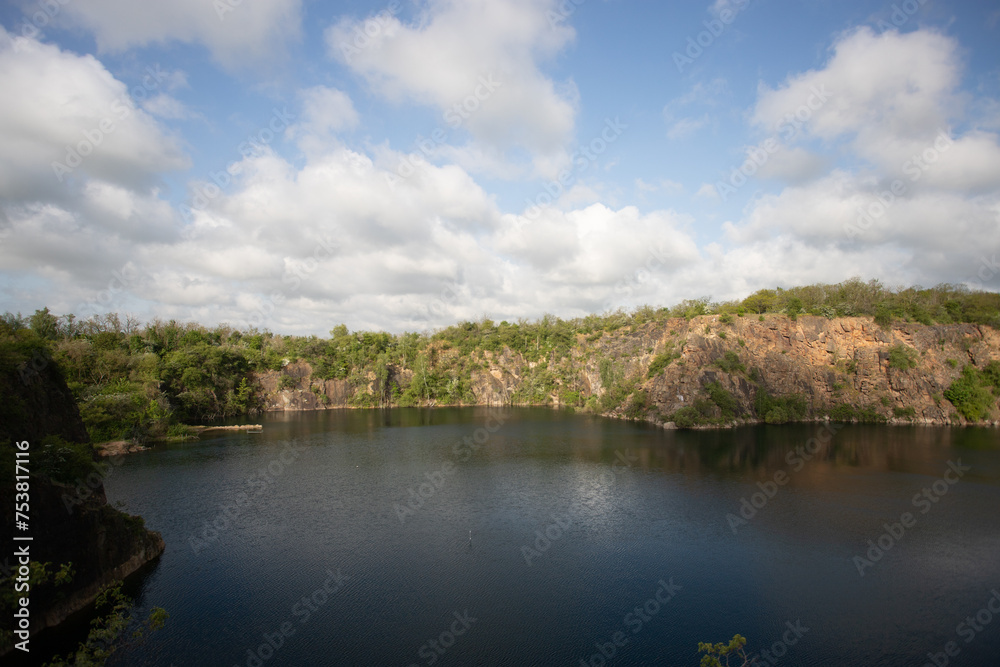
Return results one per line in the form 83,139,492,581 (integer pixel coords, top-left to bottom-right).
254,316,1000,426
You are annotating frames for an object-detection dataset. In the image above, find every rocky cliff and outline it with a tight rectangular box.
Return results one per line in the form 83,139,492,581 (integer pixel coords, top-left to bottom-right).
0,337,165,655
256,315,1000,426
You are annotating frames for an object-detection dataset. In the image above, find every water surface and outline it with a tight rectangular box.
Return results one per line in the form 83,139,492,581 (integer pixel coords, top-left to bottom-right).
61,409,1000,665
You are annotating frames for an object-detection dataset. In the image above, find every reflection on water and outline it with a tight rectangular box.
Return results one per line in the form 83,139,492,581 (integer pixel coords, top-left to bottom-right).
35,408,1000,667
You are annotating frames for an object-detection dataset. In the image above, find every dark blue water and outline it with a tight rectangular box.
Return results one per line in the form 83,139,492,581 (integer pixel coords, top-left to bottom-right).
61,410,1000,665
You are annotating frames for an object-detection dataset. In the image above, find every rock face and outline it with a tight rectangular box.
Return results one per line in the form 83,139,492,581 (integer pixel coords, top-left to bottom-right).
255,316,1000,426
0,343,165,654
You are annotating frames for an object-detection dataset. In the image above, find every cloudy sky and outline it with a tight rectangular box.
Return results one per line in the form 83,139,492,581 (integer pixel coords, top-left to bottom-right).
1,0,998,335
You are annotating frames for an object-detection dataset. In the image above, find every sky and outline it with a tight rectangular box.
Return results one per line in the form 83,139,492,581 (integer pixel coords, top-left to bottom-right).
0,0,999,336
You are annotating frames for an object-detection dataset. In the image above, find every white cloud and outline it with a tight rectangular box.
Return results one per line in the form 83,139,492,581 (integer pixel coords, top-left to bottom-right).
54,0,303,71
0,28,189,201
667,115,708,140
326,0,578,177
696,183,719,199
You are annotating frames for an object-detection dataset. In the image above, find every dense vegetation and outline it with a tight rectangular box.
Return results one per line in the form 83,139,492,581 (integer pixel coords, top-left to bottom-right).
3,278,999,441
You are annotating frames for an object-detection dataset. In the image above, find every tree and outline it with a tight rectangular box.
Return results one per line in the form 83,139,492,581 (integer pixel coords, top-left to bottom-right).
30,307,60,340
698,634,751,667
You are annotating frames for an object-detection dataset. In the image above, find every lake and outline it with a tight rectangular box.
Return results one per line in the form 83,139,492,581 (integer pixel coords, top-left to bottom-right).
47,409,1000,665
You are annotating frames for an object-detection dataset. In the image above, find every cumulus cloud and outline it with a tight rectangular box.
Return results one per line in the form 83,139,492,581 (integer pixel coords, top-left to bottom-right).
53,0,303,71
326,0,578,177
0,28,189,201
725,27,1000,287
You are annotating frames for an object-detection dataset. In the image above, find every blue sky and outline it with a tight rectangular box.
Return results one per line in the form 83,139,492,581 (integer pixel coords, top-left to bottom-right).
1,0,998,334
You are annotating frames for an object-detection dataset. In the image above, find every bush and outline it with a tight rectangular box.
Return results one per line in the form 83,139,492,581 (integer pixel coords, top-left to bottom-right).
646,349,679,378
714,351,745,374
893,406,916,419
944,365,996,421
754,389,807,423
705,381,739,419
887,345,917,370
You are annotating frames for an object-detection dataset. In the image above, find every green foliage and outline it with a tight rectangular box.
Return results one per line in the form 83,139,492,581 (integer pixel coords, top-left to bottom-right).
278,375,297,390
887,345,917,370
705,381,739,419
34,436,97,484
718,313,734,324
946,358,958,368
753,389,808,424
829,403,887,423
623,389,649,420
43,581,167,667
944,365,998,422
893,406,916,419
714,351,745,374
647,347,680,378
698,634,751,667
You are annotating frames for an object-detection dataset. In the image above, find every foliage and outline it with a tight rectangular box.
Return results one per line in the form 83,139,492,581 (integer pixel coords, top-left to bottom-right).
698,634,751,667
944,365,998,422
714,351,745,374
753,388,808,424
887,345,918,370
893,406,916,419
829,403,887,423
34,436,98,484
43,582,167,667
705,381,739,419
647,346,680,378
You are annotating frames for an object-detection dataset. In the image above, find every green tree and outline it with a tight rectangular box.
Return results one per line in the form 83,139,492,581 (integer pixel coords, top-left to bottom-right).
30,307,60,340
698,634,751,667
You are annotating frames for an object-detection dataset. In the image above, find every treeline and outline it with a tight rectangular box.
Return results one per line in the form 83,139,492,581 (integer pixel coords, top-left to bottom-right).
2,278,999,442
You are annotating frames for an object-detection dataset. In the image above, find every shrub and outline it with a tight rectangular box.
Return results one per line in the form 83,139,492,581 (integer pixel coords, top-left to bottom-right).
754,389,807,423
719,313,734,325
829,404,857,421
623,390,649,420
714,351,745,374
944,365,996,421
893,406,916,419
647,349,680,378
887,345,917,370
705,381,739,419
